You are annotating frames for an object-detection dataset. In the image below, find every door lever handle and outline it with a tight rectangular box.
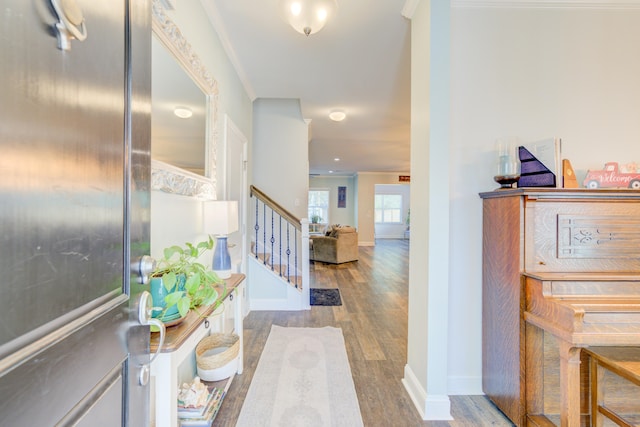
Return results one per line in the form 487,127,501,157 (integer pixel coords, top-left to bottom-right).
137,291,165,386
50,0,87,51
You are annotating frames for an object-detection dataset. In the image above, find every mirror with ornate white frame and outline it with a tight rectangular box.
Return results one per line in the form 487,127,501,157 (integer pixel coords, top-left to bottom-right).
150,0,218,199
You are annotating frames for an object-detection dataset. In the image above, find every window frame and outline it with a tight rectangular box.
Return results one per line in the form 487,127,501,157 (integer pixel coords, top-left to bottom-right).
308,188,330,225
374,193,403,224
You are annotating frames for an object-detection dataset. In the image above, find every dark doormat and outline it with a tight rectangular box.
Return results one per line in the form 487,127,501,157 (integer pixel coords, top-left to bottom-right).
310,288,342,306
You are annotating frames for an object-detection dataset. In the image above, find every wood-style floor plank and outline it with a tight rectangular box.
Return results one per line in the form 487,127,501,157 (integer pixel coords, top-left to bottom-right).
213,239,513,426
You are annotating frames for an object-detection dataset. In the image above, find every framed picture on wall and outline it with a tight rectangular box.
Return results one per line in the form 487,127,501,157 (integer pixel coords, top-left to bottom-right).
337,186,346,208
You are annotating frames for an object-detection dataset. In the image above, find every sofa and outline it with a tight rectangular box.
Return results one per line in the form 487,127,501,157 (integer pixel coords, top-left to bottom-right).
309,225,359,264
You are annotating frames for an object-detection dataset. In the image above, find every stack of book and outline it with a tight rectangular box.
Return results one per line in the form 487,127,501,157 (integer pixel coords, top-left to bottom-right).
178,386,225,427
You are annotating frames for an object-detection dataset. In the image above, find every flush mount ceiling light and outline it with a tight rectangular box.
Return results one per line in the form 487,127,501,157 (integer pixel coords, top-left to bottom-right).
173,107,193,119
329,110,346,122
280,0,338,36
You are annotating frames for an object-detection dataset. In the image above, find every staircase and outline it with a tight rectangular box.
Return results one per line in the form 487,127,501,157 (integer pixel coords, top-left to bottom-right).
248,185,310,311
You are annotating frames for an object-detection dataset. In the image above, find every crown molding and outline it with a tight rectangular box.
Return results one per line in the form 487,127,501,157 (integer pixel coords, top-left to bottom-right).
402,0,422,18
452,0,640,9
198,0,257,101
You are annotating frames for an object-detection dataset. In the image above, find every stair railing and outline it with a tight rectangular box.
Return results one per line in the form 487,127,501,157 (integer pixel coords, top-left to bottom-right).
250,185,308,292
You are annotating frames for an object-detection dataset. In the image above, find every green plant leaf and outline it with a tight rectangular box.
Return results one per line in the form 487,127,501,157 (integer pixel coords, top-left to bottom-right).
177,297,190,317
163,245,183,260
161,272,177,291
184,272,200,293
164,291,184,307
200,288,219,306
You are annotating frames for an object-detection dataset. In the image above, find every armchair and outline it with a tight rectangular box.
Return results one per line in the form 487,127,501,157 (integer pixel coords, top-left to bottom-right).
309,226,358,264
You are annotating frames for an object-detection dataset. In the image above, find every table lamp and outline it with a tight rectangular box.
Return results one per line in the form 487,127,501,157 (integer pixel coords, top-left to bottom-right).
202,200,239,279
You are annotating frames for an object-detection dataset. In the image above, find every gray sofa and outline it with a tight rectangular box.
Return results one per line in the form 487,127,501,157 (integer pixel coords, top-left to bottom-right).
309,226,359,264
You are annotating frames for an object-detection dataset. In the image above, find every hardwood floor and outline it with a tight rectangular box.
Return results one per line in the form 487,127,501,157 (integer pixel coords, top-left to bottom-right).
213,239,513,426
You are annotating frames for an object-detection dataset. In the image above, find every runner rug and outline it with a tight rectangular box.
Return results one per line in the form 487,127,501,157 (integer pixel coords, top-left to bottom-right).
236,325,364,427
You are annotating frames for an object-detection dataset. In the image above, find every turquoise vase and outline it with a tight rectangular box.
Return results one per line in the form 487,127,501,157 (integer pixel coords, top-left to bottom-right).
150,274,186,321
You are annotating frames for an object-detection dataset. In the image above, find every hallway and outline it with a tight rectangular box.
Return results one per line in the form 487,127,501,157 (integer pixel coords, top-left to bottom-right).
214,240,512,426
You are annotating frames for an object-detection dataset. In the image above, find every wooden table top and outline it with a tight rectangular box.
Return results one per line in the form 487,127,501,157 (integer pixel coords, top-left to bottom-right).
150,273,245,353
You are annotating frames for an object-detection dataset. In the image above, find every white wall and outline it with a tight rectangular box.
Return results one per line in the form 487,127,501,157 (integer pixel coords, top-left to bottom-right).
150,1,252,259
447,4,640,396
252,98,309,219
309,175,357,227
404,0,452,420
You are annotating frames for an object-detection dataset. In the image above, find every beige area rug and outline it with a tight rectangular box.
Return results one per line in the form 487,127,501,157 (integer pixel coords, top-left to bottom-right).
236,325,364,427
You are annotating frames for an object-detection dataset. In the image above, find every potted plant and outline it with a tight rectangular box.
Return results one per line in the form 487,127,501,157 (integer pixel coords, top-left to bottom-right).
311,214,323,224
150,237,225,321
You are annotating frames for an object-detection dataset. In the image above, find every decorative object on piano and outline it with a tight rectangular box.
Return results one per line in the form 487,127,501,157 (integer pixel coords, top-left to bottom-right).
562,159,579,188
582,161,640,189
196,333,240,381
150,238,224,323
494,138,521,189
517,138,562,188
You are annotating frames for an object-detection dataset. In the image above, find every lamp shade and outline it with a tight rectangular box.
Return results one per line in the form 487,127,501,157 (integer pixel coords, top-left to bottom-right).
202,200,239,236
280,0,338,36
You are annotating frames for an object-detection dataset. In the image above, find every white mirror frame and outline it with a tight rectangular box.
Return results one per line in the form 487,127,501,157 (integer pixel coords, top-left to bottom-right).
150,0,218,199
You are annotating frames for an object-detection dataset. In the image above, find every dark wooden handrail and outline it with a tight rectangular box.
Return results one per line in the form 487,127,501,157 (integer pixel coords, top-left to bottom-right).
250,185,302,231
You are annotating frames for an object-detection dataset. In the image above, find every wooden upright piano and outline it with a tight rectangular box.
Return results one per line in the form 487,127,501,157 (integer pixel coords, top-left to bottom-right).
480,189,640,427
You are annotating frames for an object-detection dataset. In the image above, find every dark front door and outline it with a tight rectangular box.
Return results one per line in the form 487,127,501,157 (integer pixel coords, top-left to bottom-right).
0,0,152,425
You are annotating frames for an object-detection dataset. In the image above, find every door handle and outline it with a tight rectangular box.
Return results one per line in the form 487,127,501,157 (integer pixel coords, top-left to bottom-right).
137,291,165,386
50,0,88,51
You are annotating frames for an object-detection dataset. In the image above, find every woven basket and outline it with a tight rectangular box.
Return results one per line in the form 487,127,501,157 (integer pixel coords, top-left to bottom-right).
196,333,240,371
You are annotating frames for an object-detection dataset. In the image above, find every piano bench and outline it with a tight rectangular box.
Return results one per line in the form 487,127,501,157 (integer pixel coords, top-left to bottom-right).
584,347,640,427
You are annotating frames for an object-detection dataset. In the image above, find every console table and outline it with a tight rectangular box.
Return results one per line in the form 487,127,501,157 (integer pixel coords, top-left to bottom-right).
150,273,245,427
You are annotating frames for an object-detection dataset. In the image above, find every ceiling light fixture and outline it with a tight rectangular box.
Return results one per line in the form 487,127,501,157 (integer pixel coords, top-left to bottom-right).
329,110,346,122
334,157,340,162
173,107,193,119
280,0,338,36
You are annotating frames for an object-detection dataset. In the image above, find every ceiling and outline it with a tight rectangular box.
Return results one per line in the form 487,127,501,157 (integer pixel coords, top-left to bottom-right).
205,0,412,176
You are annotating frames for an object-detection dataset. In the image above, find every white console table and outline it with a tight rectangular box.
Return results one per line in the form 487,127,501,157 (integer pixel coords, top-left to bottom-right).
150,274,245,427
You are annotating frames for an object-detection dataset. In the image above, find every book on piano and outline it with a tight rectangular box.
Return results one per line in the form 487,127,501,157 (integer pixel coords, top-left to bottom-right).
517,138,562,188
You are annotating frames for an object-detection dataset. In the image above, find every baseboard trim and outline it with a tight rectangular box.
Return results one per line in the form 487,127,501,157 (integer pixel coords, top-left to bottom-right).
447,375,483,395
402,364,453,420
358,241,375,247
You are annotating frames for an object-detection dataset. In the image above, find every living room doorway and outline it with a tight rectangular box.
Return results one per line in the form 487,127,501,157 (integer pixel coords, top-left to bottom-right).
374,184,410,240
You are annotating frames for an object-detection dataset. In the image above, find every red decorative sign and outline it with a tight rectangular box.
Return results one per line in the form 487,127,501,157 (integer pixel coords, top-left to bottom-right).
399,175,410,182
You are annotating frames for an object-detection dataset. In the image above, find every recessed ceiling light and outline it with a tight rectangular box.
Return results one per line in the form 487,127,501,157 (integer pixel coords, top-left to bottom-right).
329,110,346,122
334,158,340,162
329,170,334,173
174,107,193,119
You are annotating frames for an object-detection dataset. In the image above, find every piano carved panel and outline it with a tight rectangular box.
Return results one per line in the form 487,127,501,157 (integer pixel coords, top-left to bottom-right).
526,200,640,273
558,215,640,259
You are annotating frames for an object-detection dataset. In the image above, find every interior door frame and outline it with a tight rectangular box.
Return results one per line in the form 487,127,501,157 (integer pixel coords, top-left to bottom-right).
220,114,248,277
